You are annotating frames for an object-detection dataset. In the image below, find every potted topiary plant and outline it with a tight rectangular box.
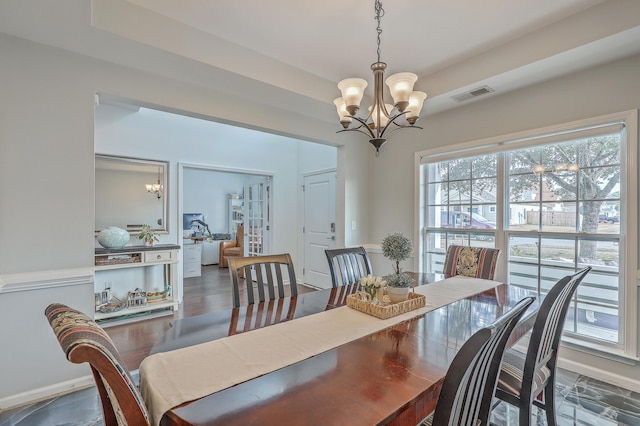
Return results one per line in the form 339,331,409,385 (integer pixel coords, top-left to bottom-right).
138,224,160,246
381,232,415,303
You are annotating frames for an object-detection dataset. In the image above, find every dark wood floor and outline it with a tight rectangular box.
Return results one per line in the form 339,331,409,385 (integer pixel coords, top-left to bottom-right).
106,265,315,371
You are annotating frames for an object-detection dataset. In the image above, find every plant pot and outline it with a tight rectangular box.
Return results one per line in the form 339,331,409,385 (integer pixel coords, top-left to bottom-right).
387,286,409,304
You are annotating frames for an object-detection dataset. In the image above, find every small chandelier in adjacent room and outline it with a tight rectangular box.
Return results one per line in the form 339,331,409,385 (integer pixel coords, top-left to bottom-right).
145,167,163,199
334,0,427,155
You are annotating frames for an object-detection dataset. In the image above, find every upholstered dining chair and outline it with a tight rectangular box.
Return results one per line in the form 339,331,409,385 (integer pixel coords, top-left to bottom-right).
45,303,150,426
325,246,373,287
219,223,244,268
421,296,536,426
442,244,501,280
228,253,298,308
493,266,591,426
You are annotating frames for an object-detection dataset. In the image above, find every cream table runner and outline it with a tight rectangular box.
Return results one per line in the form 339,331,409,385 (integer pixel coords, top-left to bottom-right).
139,277,501,425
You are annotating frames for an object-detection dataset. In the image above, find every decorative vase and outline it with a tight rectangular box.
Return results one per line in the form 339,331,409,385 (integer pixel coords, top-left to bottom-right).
387,286,410,304
97,226,130,249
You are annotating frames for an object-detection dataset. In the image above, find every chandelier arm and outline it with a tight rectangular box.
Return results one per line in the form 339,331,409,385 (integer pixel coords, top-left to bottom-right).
347,115,376,138
337,127,378,139
378,111,410,138
380,123,424,139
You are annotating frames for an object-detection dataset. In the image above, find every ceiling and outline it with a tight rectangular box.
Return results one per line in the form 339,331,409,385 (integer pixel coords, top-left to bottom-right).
2,0,640,124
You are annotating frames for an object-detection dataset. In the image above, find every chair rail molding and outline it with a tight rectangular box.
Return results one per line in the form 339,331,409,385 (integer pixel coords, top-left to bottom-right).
0,268,94,293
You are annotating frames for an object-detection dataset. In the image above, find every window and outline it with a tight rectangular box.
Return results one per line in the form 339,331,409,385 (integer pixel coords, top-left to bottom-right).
418,112,637,356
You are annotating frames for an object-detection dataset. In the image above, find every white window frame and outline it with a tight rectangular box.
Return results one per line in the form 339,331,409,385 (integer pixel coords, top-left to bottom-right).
414,110,639,360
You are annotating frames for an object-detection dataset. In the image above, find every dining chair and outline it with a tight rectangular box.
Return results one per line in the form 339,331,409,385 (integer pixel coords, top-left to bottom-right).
325,246,373,287
228,253,298,308
442,244,501,280
44,303,150,426
421,296,536,426
492,266,591,426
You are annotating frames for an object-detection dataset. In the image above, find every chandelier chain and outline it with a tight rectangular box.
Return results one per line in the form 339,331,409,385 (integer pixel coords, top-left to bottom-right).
375,0,384,63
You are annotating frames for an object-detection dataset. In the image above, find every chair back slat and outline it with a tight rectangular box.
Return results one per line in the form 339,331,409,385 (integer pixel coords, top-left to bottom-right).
229,254,298,308
432,296,535,426
325,247,373,287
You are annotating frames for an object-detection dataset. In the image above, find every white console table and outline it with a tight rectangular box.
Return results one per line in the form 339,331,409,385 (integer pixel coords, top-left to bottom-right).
94,244,180,325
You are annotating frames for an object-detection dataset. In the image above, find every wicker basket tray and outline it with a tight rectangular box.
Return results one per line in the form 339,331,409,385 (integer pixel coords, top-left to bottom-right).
346,291,426,319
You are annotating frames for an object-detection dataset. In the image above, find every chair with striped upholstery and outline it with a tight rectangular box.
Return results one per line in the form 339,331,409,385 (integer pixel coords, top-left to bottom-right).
228,253,298,308
493,266,591,425
421,296,536,426
325,246,373,288
45,303,150,426
442,244,501,280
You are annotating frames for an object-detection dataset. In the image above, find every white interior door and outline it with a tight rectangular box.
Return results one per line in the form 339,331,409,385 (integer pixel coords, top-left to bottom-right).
303,171,336,289
244,177,270,258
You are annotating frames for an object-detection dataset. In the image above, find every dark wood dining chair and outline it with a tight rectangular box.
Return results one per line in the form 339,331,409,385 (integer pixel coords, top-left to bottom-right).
228,296,297,335
442,244,501,280
421,296,536,426
493,266,591,426
228,253,298,308
325,246,373,287
44,303,150,426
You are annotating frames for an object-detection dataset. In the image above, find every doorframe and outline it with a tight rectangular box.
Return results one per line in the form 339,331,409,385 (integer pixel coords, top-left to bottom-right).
178,162,275,299
299,168,337,287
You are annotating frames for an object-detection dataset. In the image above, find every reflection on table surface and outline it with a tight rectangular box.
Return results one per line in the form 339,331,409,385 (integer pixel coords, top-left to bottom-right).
159,280,538,426
151,273,446,355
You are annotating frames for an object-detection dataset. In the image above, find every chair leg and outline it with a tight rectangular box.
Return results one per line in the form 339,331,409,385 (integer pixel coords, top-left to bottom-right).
519,401,532,426
543,384,557,426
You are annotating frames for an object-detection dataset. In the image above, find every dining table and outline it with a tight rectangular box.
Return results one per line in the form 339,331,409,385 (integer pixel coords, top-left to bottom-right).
139,273,538,426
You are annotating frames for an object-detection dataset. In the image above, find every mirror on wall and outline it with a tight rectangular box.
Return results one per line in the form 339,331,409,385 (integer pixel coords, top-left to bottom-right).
95,154,169,233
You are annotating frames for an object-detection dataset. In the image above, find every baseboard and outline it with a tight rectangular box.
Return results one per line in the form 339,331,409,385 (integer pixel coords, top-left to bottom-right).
557,357,640,393
0,375,94,412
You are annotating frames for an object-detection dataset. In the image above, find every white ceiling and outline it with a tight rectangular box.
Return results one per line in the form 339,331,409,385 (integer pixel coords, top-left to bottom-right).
2,0,640,123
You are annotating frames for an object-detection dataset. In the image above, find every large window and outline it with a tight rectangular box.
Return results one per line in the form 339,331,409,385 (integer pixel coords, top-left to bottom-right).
419,112,637,355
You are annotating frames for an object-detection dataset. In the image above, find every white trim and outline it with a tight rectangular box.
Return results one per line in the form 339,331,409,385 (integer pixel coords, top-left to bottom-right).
414,109,639,356
0,268,94,293
416,110,633,163
0,375,95,411
558,357,640,393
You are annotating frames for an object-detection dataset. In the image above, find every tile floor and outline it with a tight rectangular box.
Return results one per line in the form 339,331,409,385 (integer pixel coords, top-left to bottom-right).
2,369,640,425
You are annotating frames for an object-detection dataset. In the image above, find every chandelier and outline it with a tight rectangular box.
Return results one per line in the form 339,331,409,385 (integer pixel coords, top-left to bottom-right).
145,167,163,199
334,0,427,155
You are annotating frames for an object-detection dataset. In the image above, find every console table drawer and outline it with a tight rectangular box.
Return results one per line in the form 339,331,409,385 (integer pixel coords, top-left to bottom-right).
144,250,174,263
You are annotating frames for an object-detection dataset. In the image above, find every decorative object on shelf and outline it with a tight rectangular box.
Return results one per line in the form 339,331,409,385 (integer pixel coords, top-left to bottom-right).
359,274,387,305
381,232,415,302
97,226,130,249
127,288,147,307
138,224,160,246
97,296,127,314
147,285,171,303
145,166,164,199
334,0,426,156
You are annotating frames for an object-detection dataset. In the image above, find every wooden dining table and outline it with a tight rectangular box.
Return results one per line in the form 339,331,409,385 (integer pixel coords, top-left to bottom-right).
142,274,538,426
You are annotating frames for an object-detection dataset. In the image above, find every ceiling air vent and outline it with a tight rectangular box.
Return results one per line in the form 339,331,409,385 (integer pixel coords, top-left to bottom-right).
452,85,495,102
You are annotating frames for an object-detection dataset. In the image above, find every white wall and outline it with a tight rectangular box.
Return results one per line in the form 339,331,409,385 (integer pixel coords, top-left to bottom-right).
182,169,247,234
0,34,342,408
365,53,640,390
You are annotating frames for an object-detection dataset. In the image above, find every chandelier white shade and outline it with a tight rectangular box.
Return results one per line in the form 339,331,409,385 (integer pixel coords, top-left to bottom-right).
334,0,427,155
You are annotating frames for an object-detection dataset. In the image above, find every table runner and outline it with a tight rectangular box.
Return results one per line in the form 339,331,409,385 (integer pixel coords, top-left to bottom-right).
139,277,500,425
